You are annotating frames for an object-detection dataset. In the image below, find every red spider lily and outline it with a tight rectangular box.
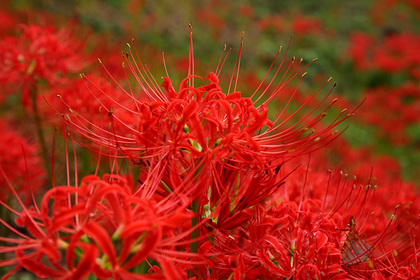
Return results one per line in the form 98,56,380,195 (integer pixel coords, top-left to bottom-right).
41,74,138,137
59,35,350,164
197,201,347,279
0,169,204,279
0,24,90,106
281,161,420,279
53,27,356,230
0,119,44,201
195,164,420,279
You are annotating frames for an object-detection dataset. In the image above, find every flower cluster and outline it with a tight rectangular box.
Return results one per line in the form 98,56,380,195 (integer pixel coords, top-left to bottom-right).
0,23,419,280
0,24,89,106
56,32,354,232
0,174,197,279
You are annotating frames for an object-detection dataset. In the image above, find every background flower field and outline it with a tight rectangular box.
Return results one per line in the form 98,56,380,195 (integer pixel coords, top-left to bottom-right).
0,0,419,279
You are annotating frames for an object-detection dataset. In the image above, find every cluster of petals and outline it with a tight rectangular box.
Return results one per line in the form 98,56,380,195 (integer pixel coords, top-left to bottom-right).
195,162,420,279
0,173,199,279
198,201,347,279
277,161,420,279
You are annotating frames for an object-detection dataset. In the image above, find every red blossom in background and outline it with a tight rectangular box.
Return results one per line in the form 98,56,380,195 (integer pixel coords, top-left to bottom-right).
359,84,420,145
348,31,420,78
348,32,375,71
0,24,90,106
0,119,44,201
291,14,322,37
257,15,284,33
41,74,138,138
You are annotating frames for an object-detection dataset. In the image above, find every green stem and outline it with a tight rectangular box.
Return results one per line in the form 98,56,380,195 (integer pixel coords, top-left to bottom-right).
190,200,199,253
30,87,52,186
0,205,8,277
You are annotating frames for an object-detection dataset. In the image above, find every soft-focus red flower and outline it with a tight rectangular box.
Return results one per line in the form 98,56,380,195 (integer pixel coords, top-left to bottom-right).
291,14,322,37
348,31,420,78
195,8,226,31
257,15,284,33
373,33,420,75
0,119,44,201
237,5,255,18
41,74,138,138
348,32,375,71
359,84,420,145
0,24,90,106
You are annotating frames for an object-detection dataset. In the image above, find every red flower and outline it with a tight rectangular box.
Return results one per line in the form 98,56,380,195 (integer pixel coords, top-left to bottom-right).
347,31,420,78
0,119,44,201
57,30,354,228
359,84,420,145
42,74,138,139
0,24,90,106
291,14,322,37
199,201,347,279
197,164,420,279
0,173,202,279
348,32,375,71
